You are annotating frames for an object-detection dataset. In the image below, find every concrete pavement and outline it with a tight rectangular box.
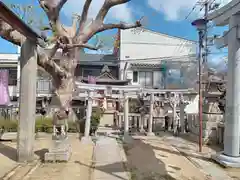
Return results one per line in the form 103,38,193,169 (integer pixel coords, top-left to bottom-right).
93,136,129,180
1,130,240,180
0,134,94,180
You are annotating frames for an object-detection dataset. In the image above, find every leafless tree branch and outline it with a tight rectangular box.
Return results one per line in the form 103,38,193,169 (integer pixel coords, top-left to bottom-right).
97,20,141,33
78,0,92,32
65,43,100,50
37,46,68,79
76,0,141,43
38,0,68,36
96,0,130,22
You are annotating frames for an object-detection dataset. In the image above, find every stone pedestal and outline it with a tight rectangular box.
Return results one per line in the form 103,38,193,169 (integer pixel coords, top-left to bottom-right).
212,152,240,168
44,137,71,162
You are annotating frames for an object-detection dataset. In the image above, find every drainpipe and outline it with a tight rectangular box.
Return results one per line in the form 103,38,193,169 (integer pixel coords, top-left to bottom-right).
123,62,128,80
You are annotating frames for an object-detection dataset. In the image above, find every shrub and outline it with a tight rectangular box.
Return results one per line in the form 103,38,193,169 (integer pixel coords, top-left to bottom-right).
79,107,103,135
0,119,18,132
35,117,53,133
0,107,104,134
68,121,78,133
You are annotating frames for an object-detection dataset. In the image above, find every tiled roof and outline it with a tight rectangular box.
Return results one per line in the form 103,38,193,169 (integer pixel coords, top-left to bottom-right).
44,49,118,63
131,63,167,69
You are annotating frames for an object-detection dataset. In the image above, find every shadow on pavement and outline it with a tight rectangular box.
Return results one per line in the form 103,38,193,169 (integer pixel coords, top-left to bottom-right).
151,144,211,163
0,142,17,161
35,148,49,161
156,131,221,159
75,161,128,180
123,139,177,180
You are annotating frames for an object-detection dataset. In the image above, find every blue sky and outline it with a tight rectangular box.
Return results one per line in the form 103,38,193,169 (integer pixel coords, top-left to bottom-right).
1,0,229,70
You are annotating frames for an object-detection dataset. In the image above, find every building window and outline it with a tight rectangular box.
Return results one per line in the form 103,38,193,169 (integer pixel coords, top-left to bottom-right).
133,71,138,82
0,67,17,86
137,71,164,88
139,71,153,87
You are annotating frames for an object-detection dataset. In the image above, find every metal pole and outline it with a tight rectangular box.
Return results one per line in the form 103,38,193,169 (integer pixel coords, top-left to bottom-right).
198,30,203,152
203,1,208,64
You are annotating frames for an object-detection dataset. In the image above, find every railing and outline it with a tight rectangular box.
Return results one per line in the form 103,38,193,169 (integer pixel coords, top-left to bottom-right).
11,79,53,96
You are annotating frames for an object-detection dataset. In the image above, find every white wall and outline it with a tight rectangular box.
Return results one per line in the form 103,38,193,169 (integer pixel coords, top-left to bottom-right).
0,47,20,97
120,28,196,62
119,28,197,85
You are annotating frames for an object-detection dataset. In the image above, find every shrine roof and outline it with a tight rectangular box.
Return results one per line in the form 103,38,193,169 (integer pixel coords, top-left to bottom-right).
81,78,129,85
46,49,118,65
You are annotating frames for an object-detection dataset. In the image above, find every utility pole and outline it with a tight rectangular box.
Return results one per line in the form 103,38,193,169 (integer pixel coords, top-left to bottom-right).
191,0,220,153
203,1,209,65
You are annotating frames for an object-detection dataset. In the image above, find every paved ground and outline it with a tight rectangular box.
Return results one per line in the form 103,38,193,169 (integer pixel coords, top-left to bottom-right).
0,134,94,180
0,141,18,178
93,136,129,180
122,131,240,180
123,135,208,180
1,130,240,180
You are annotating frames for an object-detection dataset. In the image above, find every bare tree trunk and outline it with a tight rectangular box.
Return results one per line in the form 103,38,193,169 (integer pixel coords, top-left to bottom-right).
52,49,77,123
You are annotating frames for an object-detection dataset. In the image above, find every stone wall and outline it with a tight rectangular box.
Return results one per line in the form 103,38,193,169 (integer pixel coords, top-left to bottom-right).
187,101,223,144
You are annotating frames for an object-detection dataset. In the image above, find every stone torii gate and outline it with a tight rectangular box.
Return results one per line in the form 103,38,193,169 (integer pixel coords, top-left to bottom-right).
0,2,45,162
75,82,194,141
207,0,240,167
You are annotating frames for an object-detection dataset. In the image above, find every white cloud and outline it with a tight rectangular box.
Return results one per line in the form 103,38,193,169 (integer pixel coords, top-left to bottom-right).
62,0,133,23
147,0,232,21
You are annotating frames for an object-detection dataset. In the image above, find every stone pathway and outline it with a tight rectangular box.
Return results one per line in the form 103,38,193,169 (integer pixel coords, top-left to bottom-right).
93,136,129,180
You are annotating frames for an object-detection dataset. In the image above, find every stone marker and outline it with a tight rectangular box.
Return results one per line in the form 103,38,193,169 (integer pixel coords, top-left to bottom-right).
44,111,71,162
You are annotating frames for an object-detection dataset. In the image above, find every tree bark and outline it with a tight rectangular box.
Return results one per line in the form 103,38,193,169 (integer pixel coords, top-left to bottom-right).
52,48,78,121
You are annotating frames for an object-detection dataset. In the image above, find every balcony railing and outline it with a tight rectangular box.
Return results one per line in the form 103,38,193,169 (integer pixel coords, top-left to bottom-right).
10,79,53,96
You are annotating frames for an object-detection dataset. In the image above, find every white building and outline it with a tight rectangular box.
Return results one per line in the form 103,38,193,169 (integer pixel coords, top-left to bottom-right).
0,28,197,101
0,47,52,100
0,48,20,98
118,28,197,89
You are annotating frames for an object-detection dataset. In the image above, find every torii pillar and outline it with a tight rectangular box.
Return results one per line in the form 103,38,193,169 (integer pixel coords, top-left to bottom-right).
123,92,133,143
17,39,37,162
208,0,240,167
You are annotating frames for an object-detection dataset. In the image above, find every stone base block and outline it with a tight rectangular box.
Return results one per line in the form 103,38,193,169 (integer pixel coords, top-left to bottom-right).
44,139,71,162
146,132,155,136
212,151,240,168
44,150,71,162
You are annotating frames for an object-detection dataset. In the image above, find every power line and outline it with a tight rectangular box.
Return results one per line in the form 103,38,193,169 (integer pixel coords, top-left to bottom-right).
121,42,195,46
174,1,204,58
185,0,201,20
79,54,197,63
